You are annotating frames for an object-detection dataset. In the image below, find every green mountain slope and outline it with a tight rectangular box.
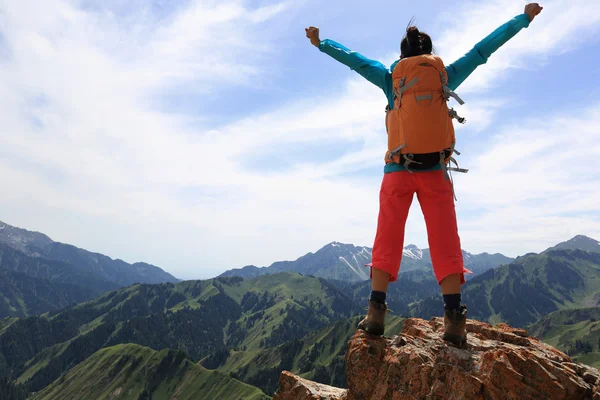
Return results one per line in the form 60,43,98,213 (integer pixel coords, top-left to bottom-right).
0,221,176,318
201,315,404,396
530,307,600,368
0,268,112,318
341,268,440,317
1,273,360,393
31,344,269,400
0,243,119,292
0,377,27,400
408,249,600,327
0,244,121,318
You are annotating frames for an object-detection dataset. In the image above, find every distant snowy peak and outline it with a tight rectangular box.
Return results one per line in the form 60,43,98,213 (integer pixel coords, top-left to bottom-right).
220,241,516,282
358,247,372,256
329,243,372,280
329,241,370,250
338,256,366,279
331,241,422,259
328,242,372,256
403,244,423,260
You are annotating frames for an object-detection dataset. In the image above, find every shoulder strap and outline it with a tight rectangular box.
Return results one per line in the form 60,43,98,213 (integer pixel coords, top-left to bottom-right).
439,72,465,105
394,77,419,100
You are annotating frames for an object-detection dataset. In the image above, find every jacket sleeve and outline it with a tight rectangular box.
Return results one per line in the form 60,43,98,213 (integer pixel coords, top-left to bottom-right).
446,13,531,91
318,39,394,103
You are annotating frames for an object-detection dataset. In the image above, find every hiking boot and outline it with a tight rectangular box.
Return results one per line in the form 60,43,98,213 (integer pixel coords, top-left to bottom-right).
442,304,467,347
357,300,387,336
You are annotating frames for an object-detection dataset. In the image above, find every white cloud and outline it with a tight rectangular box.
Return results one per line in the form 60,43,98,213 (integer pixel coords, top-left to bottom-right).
434,0,600,93
455,104,600,255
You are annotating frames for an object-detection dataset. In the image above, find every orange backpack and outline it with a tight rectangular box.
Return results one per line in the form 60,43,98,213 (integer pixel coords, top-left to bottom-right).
385,54,467,174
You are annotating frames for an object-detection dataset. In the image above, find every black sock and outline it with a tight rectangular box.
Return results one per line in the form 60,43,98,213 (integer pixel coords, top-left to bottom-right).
369,291,386,304
443,294,461,311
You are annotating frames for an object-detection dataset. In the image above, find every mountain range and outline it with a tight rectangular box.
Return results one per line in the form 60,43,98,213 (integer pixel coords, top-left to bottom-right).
0,220,178,317
2,219,600,399
0,221,178,286
0,273,360,395
407,248,600,327
219,241,514,282
2,240,597,398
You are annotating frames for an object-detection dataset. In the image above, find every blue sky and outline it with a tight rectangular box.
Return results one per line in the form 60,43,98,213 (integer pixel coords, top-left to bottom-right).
0,0,599,280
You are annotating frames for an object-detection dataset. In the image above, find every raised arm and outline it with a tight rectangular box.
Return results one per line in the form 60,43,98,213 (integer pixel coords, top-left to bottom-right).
446,3,543,91
305,27,394,103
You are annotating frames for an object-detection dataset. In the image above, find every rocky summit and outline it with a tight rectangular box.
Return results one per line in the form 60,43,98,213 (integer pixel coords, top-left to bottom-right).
274,318,600,400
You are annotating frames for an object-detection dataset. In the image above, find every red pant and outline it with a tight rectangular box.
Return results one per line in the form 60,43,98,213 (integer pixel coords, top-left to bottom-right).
370,170,471,284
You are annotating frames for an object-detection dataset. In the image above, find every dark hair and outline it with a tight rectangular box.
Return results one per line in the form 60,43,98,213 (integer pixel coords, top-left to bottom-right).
400,25,433,59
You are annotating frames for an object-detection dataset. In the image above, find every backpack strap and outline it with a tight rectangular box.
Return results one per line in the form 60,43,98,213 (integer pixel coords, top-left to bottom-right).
387,144,406,162
402,153,423,173
445,154,468,202
437,72,467,124
439,151,457,200
448,158,469,173
394,77,419,101
439,148,468,202
440,144,469,179
440,72,465,105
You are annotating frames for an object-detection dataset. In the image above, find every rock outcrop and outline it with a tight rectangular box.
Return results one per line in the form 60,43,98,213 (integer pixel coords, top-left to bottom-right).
273,371,346,400
274,318,600,400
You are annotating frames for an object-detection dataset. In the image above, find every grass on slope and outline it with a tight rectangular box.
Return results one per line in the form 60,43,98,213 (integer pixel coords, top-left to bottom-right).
530,307,600,368
32,343,269,400
205,315,405,395
0,317,18,333
4,272,359,394
409,250,600,328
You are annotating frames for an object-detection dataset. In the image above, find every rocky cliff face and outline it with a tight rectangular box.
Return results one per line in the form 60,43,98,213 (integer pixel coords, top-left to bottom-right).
274,318,600,400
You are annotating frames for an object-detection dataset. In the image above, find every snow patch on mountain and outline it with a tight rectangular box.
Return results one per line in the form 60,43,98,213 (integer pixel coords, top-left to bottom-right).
339,256,366,279
402,245,423,260
359,247,371,256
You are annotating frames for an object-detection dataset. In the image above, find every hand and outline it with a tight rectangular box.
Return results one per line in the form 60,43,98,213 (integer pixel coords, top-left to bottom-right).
524,3,543,22
305,26,321,48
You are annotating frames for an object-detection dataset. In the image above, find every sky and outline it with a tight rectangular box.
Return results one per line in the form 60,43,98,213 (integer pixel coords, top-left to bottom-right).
0,0,599,280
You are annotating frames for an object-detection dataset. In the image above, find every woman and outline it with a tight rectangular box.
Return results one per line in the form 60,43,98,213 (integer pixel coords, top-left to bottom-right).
305,3,543,346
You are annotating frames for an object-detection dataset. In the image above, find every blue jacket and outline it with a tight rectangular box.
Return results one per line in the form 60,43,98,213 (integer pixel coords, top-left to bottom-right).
318,13,531,172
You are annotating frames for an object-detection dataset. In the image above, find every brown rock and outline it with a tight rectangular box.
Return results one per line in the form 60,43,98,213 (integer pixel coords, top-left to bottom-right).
584,372,599,385
274,318,600,400
273,370,347,400
345,318,598,400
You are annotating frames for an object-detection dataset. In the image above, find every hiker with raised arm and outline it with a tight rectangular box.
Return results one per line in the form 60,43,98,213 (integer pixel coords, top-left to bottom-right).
305,3,543,347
